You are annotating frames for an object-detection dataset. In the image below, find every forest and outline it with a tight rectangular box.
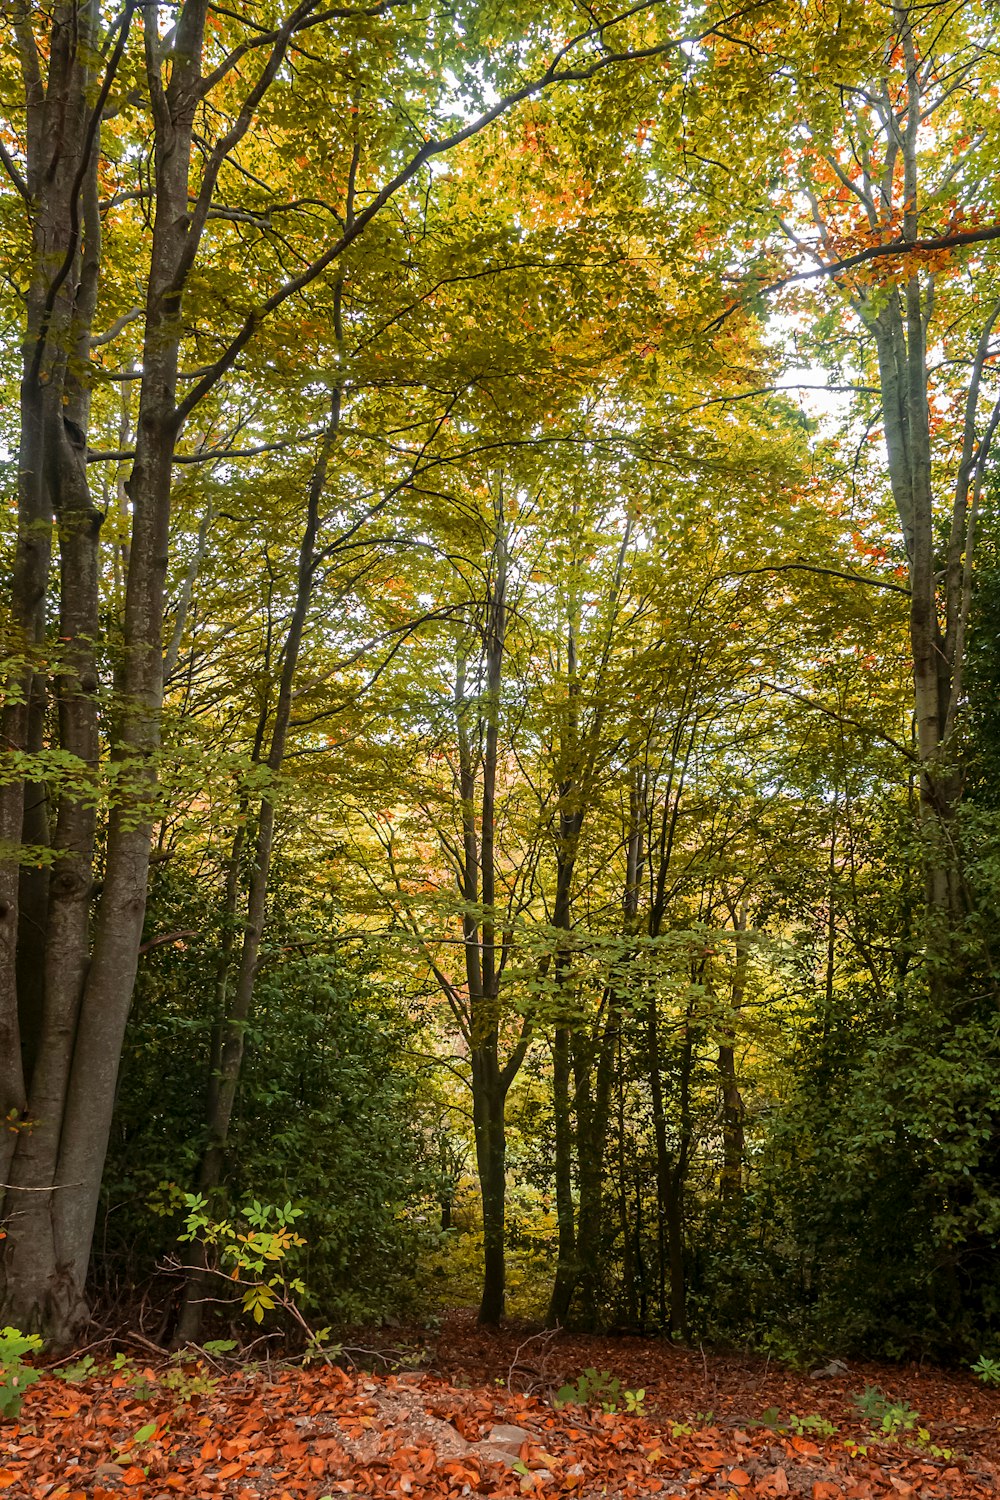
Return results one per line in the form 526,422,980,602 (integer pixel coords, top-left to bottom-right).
2,0,1000,1493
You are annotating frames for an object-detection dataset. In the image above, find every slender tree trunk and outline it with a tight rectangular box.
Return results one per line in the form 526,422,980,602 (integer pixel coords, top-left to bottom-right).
574,1009,618,1330
647,991,670,1330
664,1019,693,1340
547,1026,577,1325
456,520,530,1326
616,1041,639,1329
718,909,747,1203
472,1048,507,1325
176,387,338,1342
574,777,640,1327
633,1163,648,1330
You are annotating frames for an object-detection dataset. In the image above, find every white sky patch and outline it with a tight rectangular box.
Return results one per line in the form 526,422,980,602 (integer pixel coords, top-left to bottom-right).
781,360,853,431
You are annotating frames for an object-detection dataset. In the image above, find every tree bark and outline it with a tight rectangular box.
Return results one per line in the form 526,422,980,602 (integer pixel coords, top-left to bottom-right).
834,13,1000,919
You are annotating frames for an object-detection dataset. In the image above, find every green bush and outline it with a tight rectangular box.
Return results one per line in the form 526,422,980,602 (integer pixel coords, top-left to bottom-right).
0,1327,43,1420
99,868,436,1328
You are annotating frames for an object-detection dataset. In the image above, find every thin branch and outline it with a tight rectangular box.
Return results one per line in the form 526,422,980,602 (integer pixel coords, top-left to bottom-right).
720,562,910,596
87,426,329,464
0,137,29,202
89,305,142,348
760,679,917,763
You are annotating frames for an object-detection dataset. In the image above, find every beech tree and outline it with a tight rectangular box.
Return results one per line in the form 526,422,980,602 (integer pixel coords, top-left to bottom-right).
706,1,1000,912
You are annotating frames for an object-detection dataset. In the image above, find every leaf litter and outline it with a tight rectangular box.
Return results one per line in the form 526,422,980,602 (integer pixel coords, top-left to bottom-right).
2,1314,997,1499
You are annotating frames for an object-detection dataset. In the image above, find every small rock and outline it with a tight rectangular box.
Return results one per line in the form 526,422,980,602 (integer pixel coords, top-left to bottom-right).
486,1424,532,1450
475,1442,519,1465
809,1359,850,1380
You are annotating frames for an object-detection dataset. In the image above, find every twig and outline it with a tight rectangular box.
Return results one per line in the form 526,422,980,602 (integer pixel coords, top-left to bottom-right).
123,1330,171,1358
46,1336,114,1369
507,1326,562,1394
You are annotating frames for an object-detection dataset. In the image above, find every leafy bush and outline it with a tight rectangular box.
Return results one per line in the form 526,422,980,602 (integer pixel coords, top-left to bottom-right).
99,870,436,1329
0,1327,43,1420
174,1192,307,1324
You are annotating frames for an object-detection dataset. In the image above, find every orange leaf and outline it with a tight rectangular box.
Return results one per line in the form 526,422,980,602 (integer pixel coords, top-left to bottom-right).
700,1450,728,1468
121,1466,147,1486
791,1436,821,1456
729,1471,752,1487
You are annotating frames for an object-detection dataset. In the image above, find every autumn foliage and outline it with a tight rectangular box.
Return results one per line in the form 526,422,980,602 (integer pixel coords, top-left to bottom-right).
3,1319,998,1500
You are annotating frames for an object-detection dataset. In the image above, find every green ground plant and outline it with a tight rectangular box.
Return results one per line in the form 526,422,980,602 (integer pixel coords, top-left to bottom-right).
0,1328,43,1420
554,1369,646,1415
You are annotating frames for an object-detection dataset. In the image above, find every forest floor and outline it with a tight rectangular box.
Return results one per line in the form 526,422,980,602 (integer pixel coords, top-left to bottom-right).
3,1312,998,1500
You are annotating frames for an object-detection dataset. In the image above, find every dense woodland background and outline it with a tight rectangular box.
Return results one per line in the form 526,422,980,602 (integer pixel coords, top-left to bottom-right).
3,0,1000,1363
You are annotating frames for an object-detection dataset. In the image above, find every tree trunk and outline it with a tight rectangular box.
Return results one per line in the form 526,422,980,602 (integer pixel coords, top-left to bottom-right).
547,1026,577,1325
454,520,531,1326
472,1050,507,1326
0,0,129,1336
573,777,640,1328
849,16,1000,920
718,909,747,1203
664,1020,693,1340
647,991,670,1331
615,1040,639,1329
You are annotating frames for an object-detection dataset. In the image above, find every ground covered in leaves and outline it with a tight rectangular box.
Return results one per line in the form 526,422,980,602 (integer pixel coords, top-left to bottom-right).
3,1314,998,1499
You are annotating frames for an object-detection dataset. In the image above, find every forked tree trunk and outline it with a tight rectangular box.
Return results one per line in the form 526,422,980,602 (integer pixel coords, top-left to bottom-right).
832,13,1000,919
1,0,214,1341
2,0,316,1343
0,0,131,1336
544,557,627,1329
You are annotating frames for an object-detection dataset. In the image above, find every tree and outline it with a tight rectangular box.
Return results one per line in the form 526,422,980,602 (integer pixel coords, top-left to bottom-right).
716,0,1000,911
